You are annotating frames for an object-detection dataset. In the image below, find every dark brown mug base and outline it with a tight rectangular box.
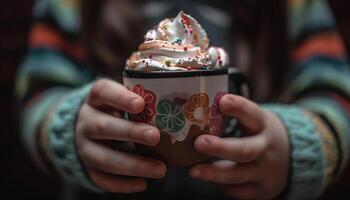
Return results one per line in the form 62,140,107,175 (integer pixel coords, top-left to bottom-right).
136,124,210,167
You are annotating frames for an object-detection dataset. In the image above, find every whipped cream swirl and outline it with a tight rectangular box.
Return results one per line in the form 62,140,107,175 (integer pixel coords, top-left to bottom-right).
126,11,229,71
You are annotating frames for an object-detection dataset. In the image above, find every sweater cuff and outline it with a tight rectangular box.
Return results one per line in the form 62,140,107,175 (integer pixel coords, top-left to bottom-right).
43,84,101,192
263,105,327,200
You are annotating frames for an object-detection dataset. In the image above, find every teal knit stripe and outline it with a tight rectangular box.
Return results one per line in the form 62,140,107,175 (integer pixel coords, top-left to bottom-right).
298,97,350,173
46,83,102,192
289,0,336,41
21,87,70,170
289,56,350,99
263,105,327,200
15,49,92,101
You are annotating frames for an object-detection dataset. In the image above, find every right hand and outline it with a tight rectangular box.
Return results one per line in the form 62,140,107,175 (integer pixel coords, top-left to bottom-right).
76,79,167,193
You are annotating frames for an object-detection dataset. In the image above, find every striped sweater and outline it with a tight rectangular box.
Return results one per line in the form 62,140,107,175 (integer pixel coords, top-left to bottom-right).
15,0,350,199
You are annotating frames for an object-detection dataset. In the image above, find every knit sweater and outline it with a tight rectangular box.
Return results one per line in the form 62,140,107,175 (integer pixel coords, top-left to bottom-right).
15,0,350,199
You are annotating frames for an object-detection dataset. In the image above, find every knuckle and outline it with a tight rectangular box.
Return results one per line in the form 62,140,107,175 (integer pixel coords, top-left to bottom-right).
133,161,148,176
94,152,108,167
90,79,109,99
89,174,104,189
129,124,141,142
95,118,108,134
77,144,88,162
240,146,259,161
75,121,85,137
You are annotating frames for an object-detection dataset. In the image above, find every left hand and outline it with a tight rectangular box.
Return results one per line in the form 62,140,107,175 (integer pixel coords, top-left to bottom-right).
189,94,290,199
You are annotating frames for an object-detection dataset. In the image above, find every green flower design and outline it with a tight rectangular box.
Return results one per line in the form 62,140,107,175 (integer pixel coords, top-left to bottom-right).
156,100,185,133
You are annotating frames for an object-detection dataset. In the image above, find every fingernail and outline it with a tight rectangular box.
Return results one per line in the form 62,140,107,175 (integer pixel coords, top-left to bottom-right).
130,98,143,112
144,129,155,144
199,137,210,146
190,168,202,178
153,163,165,178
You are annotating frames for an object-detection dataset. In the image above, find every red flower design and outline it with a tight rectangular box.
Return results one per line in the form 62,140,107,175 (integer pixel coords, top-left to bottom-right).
209,91,226,136
130,85,157,122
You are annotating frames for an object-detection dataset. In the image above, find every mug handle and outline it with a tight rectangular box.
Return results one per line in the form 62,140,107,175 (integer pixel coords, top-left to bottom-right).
228,67,251,99
223,68,251,137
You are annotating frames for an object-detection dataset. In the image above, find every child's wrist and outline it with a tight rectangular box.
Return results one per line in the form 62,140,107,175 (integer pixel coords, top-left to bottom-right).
44,83,102,192
262,104,328,199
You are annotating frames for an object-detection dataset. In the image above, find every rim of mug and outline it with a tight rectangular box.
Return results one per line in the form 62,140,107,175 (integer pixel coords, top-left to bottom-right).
123,68,228,78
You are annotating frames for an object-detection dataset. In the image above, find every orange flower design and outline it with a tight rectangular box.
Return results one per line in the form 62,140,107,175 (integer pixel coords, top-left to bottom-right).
183,93,209,124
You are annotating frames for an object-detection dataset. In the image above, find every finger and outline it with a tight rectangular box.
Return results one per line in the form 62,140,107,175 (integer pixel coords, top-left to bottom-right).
80,105,160,146
189,160,256,184
222,183,260,199
194,134,267,163
219,94,265,133
88,167,147,193
80,140,167,179
88,79,144,114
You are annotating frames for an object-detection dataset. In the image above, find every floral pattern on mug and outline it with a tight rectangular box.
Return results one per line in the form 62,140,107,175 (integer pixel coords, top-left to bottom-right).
209,91,226,136
156,99,185,133
183,93,210,125
131,85,157,122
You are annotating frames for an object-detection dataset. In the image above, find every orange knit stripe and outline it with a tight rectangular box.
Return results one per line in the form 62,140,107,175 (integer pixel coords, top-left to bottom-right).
29,23,84,60
292,31,346,63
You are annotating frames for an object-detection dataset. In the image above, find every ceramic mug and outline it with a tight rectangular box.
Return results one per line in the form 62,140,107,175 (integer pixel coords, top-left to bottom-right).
123,68,248,167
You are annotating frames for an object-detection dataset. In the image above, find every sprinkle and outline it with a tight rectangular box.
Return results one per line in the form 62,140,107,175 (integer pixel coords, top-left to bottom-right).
189,29,193,34
219,60,222,66
142,60,145,63
173,38,182,44
184,47,188,52
165,60,171,66
187,67,192,70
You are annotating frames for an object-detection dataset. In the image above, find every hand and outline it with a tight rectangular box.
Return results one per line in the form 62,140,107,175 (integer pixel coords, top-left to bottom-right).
189,94,290,199
76,79,167,193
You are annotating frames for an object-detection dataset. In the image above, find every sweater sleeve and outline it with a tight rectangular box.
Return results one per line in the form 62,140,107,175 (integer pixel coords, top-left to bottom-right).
263,0,350,199
15,0,100,191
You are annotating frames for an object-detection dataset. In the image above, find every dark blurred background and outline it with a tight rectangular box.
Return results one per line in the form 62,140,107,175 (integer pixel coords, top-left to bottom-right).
0,1,60,199
0,1,349,199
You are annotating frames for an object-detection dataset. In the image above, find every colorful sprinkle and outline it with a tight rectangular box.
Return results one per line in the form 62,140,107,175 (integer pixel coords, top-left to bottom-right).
173,38,182,44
